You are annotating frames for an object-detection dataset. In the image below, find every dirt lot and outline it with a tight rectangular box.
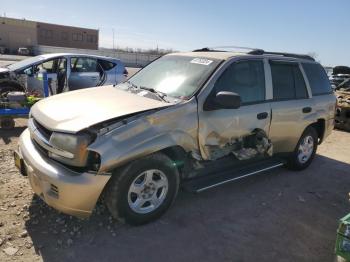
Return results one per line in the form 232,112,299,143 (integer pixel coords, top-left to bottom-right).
0,119,350,262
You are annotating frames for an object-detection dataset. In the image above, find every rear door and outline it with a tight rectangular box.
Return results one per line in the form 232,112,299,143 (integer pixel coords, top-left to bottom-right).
97,59,117,85
197,58,272,160
268,60,314,153
68,57,100,90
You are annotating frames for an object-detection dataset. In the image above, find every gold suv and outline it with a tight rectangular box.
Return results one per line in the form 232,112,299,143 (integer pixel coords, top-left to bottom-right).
15,48,336,225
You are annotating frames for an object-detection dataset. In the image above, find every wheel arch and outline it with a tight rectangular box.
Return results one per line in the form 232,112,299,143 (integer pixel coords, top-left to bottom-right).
309,118,326,144
104,145,189,180
0,79,25,90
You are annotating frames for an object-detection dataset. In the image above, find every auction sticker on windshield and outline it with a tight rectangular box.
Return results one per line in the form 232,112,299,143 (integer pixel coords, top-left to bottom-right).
190,58,213,65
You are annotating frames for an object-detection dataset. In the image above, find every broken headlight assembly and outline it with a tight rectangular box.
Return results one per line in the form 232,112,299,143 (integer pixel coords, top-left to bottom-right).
48,132,95,167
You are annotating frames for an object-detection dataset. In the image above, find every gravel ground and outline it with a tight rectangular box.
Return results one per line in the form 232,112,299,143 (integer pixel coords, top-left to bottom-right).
0,119,350,262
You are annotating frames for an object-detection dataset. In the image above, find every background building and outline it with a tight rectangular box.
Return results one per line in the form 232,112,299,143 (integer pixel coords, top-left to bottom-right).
0,17,98,53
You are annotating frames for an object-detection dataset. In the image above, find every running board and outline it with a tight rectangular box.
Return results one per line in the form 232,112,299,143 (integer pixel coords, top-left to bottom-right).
182,159,285,193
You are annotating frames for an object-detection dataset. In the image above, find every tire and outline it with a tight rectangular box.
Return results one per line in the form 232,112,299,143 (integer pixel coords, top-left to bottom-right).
286,126,318,170
1,118,15,129
105,153,180,225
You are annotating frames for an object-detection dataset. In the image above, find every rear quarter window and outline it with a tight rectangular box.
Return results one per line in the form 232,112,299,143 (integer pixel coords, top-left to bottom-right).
98,59,117,71
302,63,332,95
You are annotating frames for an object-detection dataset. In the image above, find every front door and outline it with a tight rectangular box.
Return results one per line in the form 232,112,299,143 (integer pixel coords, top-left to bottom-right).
197,59,272,161
26,58,60,96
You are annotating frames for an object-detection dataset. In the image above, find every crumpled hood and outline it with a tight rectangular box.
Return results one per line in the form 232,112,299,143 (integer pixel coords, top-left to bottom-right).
31,85,170,133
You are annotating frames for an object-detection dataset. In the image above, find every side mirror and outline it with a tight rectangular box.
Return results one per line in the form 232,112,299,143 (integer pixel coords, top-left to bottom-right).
214,91,241,109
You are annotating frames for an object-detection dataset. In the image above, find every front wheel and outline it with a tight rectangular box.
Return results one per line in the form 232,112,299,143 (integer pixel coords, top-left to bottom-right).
287,126,318,170
105,153,180,225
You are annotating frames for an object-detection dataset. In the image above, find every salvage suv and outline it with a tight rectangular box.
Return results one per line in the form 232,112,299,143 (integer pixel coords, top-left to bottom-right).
14,48,336,225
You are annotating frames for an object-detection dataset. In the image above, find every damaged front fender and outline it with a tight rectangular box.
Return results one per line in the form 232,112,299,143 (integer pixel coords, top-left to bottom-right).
88,99,199,173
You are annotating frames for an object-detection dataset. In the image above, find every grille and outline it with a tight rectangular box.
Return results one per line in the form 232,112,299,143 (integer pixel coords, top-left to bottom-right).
29,118,52,157
50,184,59,198
32,139,49,156
33,119,53,140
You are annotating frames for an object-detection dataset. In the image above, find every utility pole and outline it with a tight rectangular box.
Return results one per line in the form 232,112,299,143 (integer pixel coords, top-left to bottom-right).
112,28,115,51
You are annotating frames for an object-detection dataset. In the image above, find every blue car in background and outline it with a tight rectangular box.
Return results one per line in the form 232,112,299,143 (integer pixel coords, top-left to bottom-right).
0,53,128,96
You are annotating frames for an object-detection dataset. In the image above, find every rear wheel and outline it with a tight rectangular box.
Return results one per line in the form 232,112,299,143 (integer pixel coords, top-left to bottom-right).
287,126,318,170
105,153,180,225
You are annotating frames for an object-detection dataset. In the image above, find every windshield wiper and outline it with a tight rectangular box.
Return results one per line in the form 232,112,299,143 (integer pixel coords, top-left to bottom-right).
126,81,169,102
139,86,169,102
126,80,138,89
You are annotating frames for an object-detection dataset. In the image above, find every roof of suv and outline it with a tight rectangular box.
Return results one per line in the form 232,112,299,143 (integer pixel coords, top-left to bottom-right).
168,49,316,63
167,51,246,60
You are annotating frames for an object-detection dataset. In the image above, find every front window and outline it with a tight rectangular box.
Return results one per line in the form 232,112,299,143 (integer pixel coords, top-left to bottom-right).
126,55,221,98
213,60,266,104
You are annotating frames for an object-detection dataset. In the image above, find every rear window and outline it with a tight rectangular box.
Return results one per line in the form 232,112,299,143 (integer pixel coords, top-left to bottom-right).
302,63,332,95
98,59,117,71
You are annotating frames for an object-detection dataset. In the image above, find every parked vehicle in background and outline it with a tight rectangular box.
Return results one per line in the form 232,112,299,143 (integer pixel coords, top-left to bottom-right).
15,48,336,225
330,66,350,89
17,47,32,56
331,66,350,131
0,46,6,54
0,53,128,96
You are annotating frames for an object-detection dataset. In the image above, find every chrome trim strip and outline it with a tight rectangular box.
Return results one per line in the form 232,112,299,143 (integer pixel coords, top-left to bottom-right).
196,163,284,193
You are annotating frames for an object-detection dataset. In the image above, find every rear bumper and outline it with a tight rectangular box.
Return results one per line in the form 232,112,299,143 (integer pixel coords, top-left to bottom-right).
17,129,111,218
323,117,335,142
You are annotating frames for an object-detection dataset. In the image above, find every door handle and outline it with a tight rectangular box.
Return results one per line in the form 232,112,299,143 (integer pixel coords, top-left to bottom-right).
257,112,268,120
302,107,312,113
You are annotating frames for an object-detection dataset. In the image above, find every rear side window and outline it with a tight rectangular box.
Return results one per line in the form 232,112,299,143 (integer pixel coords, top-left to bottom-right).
214,60,265,104
302,63,332,95
270,62,308,100
71,57,98,73
98,59,117,71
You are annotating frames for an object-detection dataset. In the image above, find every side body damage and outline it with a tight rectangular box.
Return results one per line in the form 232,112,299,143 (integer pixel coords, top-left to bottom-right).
89,99,200,174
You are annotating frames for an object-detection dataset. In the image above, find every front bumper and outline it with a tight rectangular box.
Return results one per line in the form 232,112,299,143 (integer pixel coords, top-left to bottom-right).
17,129,111,218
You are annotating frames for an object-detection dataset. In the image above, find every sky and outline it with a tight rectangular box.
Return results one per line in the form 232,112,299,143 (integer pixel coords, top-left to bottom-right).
1,0,349,66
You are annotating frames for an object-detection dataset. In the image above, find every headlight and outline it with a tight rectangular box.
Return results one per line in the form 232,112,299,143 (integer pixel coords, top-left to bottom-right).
49,132,94,167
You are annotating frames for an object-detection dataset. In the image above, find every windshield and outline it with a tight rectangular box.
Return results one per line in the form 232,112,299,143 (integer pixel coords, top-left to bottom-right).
6,55,47,71
128,55,221,98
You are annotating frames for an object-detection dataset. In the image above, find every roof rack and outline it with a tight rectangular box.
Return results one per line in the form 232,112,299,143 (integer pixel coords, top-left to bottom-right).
248,50,315,61
193,46,259,53
193,47,315,61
